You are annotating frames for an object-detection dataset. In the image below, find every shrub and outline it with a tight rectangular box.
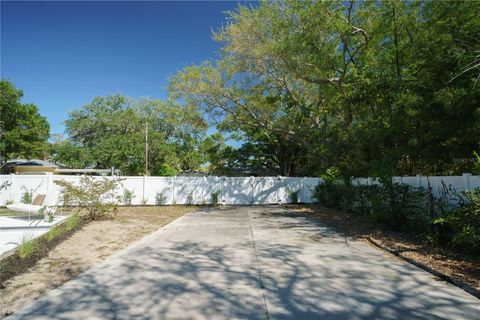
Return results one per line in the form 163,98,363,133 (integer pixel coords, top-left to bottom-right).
211,190,221,205
186,191,193,205
288,189,299,204
435,187,480,254
21,186,33,204
154,164,177,176
155,188,169,205
314,170,429,234
122,189,135,205
473,151,480,175
55,176,122,221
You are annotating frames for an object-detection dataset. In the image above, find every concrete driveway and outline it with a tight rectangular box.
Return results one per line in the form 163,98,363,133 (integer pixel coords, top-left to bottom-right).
9,206,479,319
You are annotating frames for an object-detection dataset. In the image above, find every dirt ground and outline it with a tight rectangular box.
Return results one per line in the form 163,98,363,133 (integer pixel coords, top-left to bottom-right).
289,204,480,294
0,206,198,318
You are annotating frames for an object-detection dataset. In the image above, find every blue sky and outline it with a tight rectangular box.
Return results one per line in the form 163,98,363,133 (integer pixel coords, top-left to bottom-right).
1,1,252,137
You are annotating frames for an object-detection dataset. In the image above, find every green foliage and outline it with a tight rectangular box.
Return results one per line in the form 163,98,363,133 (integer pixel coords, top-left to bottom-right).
155,188,169,205
20,187,33,204
169,1,480,177
154,164,177,176
54,95,206,175
210,190,221,205
54,176,121,221
65,213,81,231
186,192,193,205
0,80,50,160
288,189,299,204
17,235,37,259
45,225,61,242
314,175,429,234
434,188,480,254
122,189,135,206
473,151,480,175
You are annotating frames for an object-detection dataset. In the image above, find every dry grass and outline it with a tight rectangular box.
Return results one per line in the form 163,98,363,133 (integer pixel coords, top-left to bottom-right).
287,204,480,294
0,205,198,318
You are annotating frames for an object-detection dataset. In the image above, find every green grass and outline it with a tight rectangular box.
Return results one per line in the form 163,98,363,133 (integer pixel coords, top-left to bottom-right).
17,235,38,259
65,214,81,231
44,226,61,242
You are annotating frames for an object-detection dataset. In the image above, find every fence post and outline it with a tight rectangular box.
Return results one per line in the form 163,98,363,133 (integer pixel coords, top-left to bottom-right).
277,175,282,204
9,173,15,202
142,175,147,205
46,172,53,194
463,173,472,191
250,176,255,204
172,176,176,205
416,174,422,188
221,176,226,205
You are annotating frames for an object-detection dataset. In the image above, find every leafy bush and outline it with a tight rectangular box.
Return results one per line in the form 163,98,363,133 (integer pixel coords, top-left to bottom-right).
186,191,193,205
122,189,135,205
314,168,480,255
435,188,480,254
473,151,480,175
154,164,177,176
155,188,169,205
55,176,122,220
211,190,221,205
288,189,299,204
21,186,33,204
314,169,429,233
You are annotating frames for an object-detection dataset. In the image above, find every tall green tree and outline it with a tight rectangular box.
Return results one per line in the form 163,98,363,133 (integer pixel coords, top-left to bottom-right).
169,0,480,177
0,80,50,161
54,95,206,175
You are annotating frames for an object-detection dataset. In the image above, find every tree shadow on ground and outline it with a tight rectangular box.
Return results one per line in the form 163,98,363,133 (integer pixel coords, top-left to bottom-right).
11,207,479,320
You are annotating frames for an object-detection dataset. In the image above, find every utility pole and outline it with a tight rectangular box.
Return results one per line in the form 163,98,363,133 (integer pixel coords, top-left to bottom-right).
145,122,149,176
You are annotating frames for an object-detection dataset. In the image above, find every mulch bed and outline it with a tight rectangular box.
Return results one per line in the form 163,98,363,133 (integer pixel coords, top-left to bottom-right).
287,204,480,298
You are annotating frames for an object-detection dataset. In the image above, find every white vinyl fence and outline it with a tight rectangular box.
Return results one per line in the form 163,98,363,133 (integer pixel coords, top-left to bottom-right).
0,174,320,206
0,174,478,207
352,173,480,198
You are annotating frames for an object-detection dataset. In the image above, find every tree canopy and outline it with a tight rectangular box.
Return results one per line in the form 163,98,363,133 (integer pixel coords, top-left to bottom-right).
52,95,207,175
0,80,50,161
169,0,480,177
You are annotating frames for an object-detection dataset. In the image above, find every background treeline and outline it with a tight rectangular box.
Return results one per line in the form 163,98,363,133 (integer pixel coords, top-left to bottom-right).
1,0,479,177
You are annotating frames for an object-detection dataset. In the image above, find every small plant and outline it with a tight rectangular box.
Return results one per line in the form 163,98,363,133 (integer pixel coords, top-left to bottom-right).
0,181,11,192
17,234,37,259
65,213,81,231
288,189,299,204
5,200,14,205
122,189,135,205
473,151,480,175
54,176,122,221
141,197,148,205
211,190,221,205
45,225,61,242
186,191,193,205
434,187,480,254
39,206,54,223
21,186,33,204
155,188,169,205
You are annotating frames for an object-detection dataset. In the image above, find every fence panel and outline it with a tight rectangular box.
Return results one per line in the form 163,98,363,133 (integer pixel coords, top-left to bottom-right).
1,174,478,206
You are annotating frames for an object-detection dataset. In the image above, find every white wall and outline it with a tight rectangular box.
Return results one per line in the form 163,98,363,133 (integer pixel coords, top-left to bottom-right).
1,174,478,207
0,174,320,206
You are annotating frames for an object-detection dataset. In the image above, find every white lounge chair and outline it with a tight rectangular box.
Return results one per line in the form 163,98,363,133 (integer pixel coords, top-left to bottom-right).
7,194,56,218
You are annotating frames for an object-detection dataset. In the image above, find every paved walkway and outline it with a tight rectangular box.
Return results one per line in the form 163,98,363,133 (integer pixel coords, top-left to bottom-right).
9,207,479,319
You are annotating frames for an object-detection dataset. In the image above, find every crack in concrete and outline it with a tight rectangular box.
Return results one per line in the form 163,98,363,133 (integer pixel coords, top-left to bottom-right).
247,211,270,320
